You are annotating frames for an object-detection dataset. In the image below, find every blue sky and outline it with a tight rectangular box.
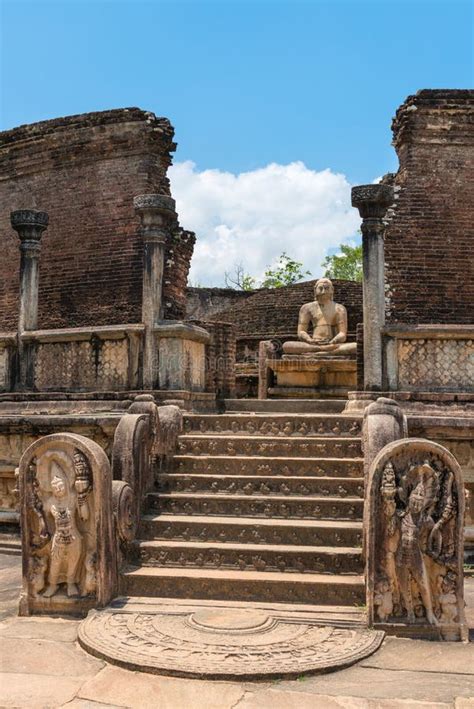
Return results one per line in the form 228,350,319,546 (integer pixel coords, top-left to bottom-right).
1,0,472,284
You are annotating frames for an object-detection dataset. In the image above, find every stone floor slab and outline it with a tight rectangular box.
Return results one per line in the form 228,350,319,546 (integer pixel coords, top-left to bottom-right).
60,699,127,708
0,636,104,676
0,616,80,642
77,665,246,709
0,671,84,708
276,666,474,703
238,690,453,708
359,636,474,675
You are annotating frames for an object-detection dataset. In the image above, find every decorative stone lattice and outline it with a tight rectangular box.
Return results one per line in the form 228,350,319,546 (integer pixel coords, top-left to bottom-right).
398,338,474,390
367,438,467,641
79,606,384,679
34,338,129,391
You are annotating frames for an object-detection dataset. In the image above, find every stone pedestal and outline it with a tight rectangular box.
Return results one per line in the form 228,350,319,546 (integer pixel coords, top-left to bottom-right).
155,322,211,392
265,356,356,399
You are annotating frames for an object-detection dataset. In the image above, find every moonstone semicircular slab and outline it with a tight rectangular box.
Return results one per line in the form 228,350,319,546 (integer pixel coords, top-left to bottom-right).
78,606,384,680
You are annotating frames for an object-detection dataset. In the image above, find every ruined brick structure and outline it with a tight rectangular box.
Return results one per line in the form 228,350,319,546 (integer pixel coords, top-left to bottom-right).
384,89,474,324
0,108,195,330
186,287,253,321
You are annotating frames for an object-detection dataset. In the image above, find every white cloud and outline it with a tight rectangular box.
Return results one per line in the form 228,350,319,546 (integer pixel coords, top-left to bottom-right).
169,160,360,287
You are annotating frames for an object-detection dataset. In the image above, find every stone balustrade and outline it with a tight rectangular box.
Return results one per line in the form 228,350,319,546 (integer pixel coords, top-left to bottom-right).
383,325,474,393
18,324,144,392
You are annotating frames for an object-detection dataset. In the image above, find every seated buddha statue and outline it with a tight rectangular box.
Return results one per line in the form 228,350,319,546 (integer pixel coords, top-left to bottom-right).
282,277,356,356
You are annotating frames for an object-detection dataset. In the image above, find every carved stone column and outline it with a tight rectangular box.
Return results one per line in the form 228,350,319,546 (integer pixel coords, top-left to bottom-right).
11,209,49,332
351,185,393,391
134,194,175,388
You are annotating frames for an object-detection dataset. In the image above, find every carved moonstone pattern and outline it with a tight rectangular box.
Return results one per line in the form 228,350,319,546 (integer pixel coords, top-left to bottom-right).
366,438,467,641
79,605,384,679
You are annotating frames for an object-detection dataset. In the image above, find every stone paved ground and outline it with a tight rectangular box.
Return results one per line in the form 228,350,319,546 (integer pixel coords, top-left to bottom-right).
0,553,473,708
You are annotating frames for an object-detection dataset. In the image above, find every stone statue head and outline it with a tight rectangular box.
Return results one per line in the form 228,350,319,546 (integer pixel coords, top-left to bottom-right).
51,473,67,499
314,278,334,303
408,480,427,514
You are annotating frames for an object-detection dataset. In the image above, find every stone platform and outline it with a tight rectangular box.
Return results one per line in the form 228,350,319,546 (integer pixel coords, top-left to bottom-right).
264,357,357,398
78,597,384,680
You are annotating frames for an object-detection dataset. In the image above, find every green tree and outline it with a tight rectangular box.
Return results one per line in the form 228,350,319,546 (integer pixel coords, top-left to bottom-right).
321,243,363,282
261,252,311,288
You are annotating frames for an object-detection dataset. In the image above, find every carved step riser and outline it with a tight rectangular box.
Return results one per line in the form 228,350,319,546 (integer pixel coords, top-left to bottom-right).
140,520,363,547
158,476,364,498
183,416,361,438
148,496,363,521
121,574,365,606
132,544,363,575
178,438,362,458
174,457,363,478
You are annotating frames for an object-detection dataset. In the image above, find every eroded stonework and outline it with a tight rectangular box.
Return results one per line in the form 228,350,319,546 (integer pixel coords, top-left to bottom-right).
367,438,467,641
79,604,384,679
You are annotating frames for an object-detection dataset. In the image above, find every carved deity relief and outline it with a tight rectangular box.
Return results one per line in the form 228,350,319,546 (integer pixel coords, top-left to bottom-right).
368,439,467,641
23,446,96,600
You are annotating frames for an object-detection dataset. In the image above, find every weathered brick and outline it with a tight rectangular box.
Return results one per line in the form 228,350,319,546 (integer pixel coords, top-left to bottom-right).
384,89,474,324
0,108,194,330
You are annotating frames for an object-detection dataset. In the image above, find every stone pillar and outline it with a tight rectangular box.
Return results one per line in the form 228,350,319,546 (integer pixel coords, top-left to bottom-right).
11,210,49,332
134,194,176,388
351,185,393,391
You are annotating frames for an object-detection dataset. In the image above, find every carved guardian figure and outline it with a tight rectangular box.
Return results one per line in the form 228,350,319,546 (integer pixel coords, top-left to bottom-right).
367,439,467,641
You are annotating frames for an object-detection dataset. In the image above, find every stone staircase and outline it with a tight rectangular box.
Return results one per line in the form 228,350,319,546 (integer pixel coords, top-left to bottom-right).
122,405,365,606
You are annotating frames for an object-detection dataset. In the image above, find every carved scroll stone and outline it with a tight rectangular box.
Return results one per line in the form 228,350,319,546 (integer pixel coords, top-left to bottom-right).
112,412,150,516
18,433,117,616
367,438,467,641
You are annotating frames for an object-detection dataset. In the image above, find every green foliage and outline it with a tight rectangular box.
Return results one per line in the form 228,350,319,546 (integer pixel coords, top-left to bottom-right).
241,273,257,291
224,263,256,290
224,253,310,290
321,243,363,282
261,252,311,288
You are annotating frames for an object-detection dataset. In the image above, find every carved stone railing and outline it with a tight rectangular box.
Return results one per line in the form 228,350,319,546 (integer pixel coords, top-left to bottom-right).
383,325,474,392
19,324,144,391
366,438,467,641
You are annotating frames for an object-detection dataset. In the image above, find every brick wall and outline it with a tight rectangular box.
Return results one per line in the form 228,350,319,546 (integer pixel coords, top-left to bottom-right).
217,279,363,338
0,108,194,330
186,287,253,320
384,90,474,324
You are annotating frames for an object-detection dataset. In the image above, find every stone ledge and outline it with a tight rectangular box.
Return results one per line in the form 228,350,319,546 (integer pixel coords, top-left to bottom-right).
20,324,145,343
0,333,16,349
383,324,474,339
154,321,211,344
269,359,356,372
